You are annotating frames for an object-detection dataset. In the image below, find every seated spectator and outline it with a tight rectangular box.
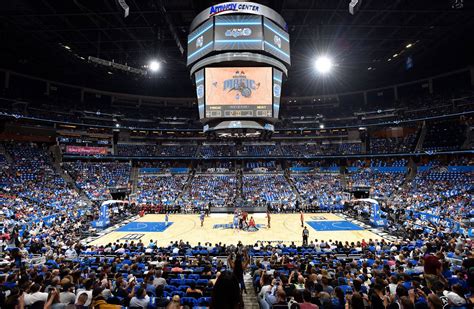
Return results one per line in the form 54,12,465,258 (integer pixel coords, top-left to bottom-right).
24,283,48,307
186,282,203,298
166,295,182,309
129,287,150,308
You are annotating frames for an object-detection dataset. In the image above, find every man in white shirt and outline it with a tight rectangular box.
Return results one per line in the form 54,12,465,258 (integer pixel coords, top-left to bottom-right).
24,284,48,306
65,247,77,259
75,279,94,306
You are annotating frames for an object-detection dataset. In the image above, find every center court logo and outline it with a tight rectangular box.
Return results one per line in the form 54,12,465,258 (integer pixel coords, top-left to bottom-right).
222,71,260,100
213,223,266,231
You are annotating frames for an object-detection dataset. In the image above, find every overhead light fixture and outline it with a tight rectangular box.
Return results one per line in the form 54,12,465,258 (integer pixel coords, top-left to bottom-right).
107,71,113,75
406,43,413,48
387,58,392,62
148,60,161,73
393,53,398,58
88,56,147,76
63,45,71,50
368,67,372,70
115,123,120,128
319,124,325,129
314,56,333,74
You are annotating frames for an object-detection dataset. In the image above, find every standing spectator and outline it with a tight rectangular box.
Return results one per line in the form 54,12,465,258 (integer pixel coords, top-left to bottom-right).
210,271,242,309
302,226,309,246
228,250,250,294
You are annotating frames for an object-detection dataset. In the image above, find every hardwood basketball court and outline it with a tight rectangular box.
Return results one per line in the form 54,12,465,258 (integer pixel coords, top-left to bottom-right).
87,213,385,247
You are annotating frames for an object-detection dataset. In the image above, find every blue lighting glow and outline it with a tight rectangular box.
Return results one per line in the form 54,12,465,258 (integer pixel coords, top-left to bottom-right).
215,22,262,26
264,41,290,58
188,23,213,43
273,77,282,83
215,39,262,43
264,23,289,43
187,41,213,59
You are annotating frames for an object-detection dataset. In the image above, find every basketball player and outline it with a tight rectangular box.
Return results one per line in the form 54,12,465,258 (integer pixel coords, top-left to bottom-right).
266,209,271,228
200,211,205,227
300,211,304,228
165,212,169,226
233,212,240,230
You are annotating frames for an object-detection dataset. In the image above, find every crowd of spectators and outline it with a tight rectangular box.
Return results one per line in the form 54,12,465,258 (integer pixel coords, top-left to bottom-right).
63,161,131,200
389,168,472,230
180,174,238,209
0,140,472,308
237,145,282,157
422,120,467,152
135,175,188,206
290,173,345,211
117,144,198,157
198,145,236,157
0,143,82,227
242,174,297,206
369,133,418,154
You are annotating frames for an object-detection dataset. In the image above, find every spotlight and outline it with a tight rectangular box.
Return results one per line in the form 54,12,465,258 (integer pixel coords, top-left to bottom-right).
314,56,333,74
148,60,161,72
319,124,325,129
406,43,412,48
115,123,120,128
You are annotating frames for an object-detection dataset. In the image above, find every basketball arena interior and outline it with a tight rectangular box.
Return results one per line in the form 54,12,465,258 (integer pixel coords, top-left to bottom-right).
0,1,473,308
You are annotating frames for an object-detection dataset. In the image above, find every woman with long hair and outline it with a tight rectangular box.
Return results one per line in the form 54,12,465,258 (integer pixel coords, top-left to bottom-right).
227,249,250,294
210,271,242,309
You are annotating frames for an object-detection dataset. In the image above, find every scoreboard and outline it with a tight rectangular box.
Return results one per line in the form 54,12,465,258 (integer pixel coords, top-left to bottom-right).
196,67,283,119
187,15,290,67
188,2,290,132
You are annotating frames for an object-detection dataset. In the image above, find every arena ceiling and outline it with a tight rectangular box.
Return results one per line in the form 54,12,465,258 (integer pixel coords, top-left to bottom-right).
1,0,474,97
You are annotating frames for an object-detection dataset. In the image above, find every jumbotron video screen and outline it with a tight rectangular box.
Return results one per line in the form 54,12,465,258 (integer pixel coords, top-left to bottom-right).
205,67,273,118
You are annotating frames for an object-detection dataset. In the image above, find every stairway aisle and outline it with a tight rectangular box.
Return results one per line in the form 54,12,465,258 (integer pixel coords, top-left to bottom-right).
242,273,259,309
